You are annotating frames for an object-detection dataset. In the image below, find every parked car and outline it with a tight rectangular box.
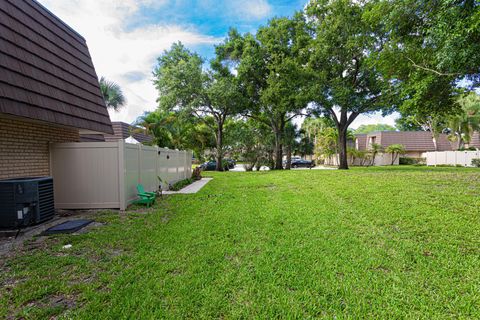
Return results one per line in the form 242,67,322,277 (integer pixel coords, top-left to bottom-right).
199,160,230,171
225,159,236,169
290,159,315,169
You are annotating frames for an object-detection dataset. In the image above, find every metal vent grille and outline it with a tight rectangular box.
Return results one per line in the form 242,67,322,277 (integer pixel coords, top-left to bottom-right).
38,179,54,223
0,184,15,214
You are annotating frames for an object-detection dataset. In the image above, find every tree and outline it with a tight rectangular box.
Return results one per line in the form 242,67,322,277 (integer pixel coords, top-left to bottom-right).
394,116,424,131
373,0,480,136
394,113,447,151
134,110,215,160
224,118,274,171
295,129,314,158
283,122,298,170
447,92,480,149
369,143,383,166
305,0,394,169
217,15,311,169
314,127,339,165
354,124,396,134
153,42,245,171
377,0,480,87
385,144,405,165
99,77,126,111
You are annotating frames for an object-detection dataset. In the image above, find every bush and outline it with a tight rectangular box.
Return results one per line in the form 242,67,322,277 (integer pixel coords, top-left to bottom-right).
169,178,193,191
399,157,426,165
458,147,478,151
192,167,202,180
472,158,480,167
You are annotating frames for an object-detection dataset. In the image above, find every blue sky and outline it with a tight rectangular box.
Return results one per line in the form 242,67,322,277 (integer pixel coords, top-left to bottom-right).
126,0,306,59
39,0,398,128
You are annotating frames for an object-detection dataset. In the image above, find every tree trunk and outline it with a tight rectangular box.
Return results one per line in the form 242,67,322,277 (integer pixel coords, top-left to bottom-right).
285,144,292,170
215,123,224,171
337,125,349,170
273,129,284,170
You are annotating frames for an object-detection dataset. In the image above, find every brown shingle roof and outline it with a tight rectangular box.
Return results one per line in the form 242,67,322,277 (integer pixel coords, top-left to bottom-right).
356,131,454,152
0,0,113,134
104,122,154,144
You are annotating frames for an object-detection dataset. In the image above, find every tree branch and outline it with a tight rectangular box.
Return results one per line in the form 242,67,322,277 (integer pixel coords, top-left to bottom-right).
346,112,359,127
406,57,460,77
326,108,339,126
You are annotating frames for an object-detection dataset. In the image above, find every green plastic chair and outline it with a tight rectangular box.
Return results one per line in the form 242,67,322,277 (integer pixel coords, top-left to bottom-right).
137,184,156,197
133,184,156,207
133,194,155,207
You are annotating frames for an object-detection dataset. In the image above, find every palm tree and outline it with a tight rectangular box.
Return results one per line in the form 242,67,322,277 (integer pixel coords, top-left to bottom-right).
99,77,126,111
448,93,480,149
369,143,383,166
385,144,405,165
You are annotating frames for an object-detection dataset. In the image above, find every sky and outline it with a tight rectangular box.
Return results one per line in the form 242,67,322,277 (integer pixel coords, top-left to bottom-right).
39,0,398,129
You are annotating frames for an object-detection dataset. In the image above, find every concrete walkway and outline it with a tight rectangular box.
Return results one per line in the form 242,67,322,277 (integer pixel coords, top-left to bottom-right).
163,178,213,194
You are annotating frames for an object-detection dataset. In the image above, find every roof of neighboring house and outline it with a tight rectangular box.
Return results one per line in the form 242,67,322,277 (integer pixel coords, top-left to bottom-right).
470,132,480,148
0,0,113,134
355,131,454,152
103,122,154,144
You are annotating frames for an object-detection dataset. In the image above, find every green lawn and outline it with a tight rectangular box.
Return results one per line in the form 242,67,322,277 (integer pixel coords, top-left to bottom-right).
1,167,479,319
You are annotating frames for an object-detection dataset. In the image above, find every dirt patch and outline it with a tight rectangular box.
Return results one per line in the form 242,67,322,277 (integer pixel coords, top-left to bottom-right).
0,210,114,257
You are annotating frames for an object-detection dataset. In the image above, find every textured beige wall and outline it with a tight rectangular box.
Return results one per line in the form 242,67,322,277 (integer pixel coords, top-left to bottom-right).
0,115,79,179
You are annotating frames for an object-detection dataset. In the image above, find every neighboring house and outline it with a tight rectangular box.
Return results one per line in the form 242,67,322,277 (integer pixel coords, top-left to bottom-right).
80,122,154,144
0,0,113,180
355,131,455,158
470,132,480,149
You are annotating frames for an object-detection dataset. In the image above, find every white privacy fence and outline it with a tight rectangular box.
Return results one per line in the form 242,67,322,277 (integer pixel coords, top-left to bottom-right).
425,150,480,167
50,141,192,210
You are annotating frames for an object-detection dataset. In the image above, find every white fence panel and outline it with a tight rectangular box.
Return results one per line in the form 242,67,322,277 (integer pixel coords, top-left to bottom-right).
426,150,480,167
50,142,121,209
51,141,192,210
139,145,158,192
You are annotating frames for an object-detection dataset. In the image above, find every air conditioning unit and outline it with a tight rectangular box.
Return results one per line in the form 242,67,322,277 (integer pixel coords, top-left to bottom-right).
0,177,55,228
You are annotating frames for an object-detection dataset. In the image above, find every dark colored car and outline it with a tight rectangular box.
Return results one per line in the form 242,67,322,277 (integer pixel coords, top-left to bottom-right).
199,161,230,171
290,159,315,169
225,159,236,169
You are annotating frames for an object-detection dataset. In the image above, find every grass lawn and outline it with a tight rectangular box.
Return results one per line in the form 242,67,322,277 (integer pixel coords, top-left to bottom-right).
1,167,479,319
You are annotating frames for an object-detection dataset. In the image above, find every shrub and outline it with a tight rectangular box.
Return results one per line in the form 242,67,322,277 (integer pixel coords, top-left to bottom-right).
472,158,480,167
169,178,193,191
192,167,202,180
399,157,426,165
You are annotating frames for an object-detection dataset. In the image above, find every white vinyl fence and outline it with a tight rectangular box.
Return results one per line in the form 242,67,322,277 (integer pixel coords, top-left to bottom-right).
425,150,480,167
50,141,192,210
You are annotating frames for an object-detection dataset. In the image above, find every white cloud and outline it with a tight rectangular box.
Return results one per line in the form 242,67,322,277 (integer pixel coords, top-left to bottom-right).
350,112,400,130
38,0,220,124
230,0,272,20
292,111,400,130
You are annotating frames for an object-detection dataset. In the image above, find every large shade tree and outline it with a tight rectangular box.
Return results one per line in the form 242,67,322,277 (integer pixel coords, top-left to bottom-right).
217,15,311,169
153,42,245,171
305,0,394,169
373,0,480,145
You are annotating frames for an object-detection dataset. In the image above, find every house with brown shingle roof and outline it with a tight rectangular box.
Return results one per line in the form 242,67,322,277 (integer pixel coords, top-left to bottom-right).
355,131,457,158
0,0,113,179
80,122,154,144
